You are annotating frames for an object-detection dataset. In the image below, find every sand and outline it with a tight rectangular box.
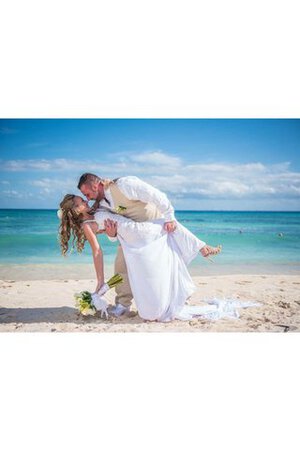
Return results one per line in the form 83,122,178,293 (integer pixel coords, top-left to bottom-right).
1,274,300,332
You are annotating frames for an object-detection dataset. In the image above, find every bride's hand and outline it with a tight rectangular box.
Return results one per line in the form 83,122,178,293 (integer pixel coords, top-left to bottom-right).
94,281,109,296
94,281,104,294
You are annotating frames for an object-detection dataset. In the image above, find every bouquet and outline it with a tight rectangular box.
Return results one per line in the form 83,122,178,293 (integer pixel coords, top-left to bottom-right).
74,291,96,316
74,274,123,318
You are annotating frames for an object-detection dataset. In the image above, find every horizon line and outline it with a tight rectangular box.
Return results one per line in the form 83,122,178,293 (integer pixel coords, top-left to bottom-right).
0,208,299,213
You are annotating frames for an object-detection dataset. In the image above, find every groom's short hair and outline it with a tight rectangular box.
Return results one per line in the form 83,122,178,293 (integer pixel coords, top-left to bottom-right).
77,173,101,189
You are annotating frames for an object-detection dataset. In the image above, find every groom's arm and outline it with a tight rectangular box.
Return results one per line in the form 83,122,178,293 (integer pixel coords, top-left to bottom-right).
116,176,175,222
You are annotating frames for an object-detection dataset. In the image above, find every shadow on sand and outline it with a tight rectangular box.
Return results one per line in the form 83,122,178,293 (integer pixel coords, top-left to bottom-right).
0,306,143,327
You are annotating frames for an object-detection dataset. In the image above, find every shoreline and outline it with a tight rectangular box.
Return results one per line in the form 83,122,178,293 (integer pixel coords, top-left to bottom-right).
0,262,299,281
1,274,299,332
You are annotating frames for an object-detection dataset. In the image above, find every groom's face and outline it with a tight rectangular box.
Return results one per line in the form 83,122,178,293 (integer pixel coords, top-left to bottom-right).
80,182,98,201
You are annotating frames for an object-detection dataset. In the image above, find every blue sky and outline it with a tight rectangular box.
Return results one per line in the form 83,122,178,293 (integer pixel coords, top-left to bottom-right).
0,119,299,210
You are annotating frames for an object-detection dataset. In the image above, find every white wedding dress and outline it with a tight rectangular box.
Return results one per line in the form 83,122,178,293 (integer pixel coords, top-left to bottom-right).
93,209,260,322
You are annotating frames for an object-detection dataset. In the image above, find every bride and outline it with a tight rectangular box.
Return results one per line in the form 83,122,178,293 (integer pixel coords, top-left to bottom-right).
58,194,222,322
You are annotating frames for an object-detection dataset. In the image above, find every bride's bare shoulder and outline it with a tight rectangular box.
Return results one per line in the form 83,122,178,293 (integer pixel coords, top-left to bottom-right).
81,221,98,235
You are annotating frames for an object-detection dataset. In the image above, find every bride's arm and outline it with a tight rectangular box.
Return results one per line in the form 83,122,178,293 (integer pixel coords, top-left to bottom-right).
82,223,104,292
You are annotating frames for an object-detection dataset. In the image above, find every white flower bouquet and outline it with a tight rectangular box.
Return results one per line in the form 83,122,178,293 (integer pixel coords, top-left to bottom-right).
74,291,97,316
74,274,123,318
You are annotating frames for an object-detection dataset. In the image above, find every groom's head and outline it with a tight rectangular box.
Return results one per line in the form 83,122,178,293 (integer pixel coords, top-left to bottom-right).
77,173,104,201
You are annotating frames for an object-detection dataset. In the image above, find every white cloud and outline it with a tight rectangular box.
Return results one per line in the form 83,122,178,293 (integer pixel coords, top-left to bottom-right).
145,159,299,201
31,178,52,188
0,153,182,172
183,162,266,175
1,151,300,206
129,151,181,167
1,189,26,199
1,159,73,171
29,177,76,196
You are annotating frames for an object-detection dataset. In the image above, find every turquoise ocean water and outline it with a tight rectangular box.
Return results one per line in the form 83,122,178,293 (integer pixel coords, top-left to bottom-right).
0,210,300,274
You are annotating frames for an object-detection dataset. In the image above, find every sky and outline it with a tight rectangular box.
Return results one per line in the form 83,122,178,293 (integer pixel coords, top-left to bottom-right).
0,118,300,211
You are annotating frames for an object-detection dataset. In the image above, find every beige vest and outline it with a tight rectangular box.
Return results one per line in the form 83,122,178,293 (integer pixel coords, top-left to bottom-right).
102,179,162,222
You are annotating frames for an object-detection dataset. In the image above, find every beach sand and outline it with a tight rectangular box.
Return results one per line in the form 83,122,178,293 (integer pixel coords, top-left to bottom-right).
1,272,299,332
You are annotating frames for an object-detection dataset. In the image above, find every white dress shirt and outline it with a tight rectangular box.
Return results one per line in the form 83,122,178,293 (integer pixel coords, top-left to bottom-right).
100,176,175,221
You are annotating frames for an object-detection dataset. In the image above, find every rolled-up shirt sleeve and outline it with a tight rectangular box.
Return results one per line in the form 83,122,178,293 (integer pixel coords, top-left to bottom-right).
117,176,175,221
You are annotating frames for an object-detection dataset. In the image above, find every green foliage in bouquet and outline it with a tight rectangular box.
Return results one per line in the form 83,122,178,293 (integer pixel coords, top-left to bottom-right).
74,274,123,316
74,291,96,316
106,273,123,289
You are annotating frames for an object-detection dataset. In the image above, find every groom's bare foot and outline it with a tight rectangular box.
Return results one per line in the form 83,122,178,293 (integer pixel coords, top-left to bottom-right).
200,244,222,258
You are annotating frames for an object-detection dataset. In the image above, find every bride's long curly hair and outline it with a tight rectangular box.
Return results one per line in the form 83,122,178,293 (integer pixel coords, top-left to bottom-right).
58,194,86,256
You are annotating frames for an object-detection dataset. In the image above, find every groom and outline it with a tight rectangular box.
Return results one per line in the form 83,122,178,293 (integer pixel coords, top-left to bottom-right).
78,173,211,316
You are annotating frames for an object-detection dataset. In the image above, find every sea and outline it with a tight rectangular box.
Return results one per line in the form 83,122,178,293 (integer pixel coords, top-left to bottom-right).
1,209,300,275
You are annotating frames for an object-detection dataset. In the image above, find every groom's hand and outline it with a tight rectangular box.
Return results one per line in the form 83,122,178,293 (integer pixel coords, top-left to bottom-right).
104,219,117,237
164,220,177,233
